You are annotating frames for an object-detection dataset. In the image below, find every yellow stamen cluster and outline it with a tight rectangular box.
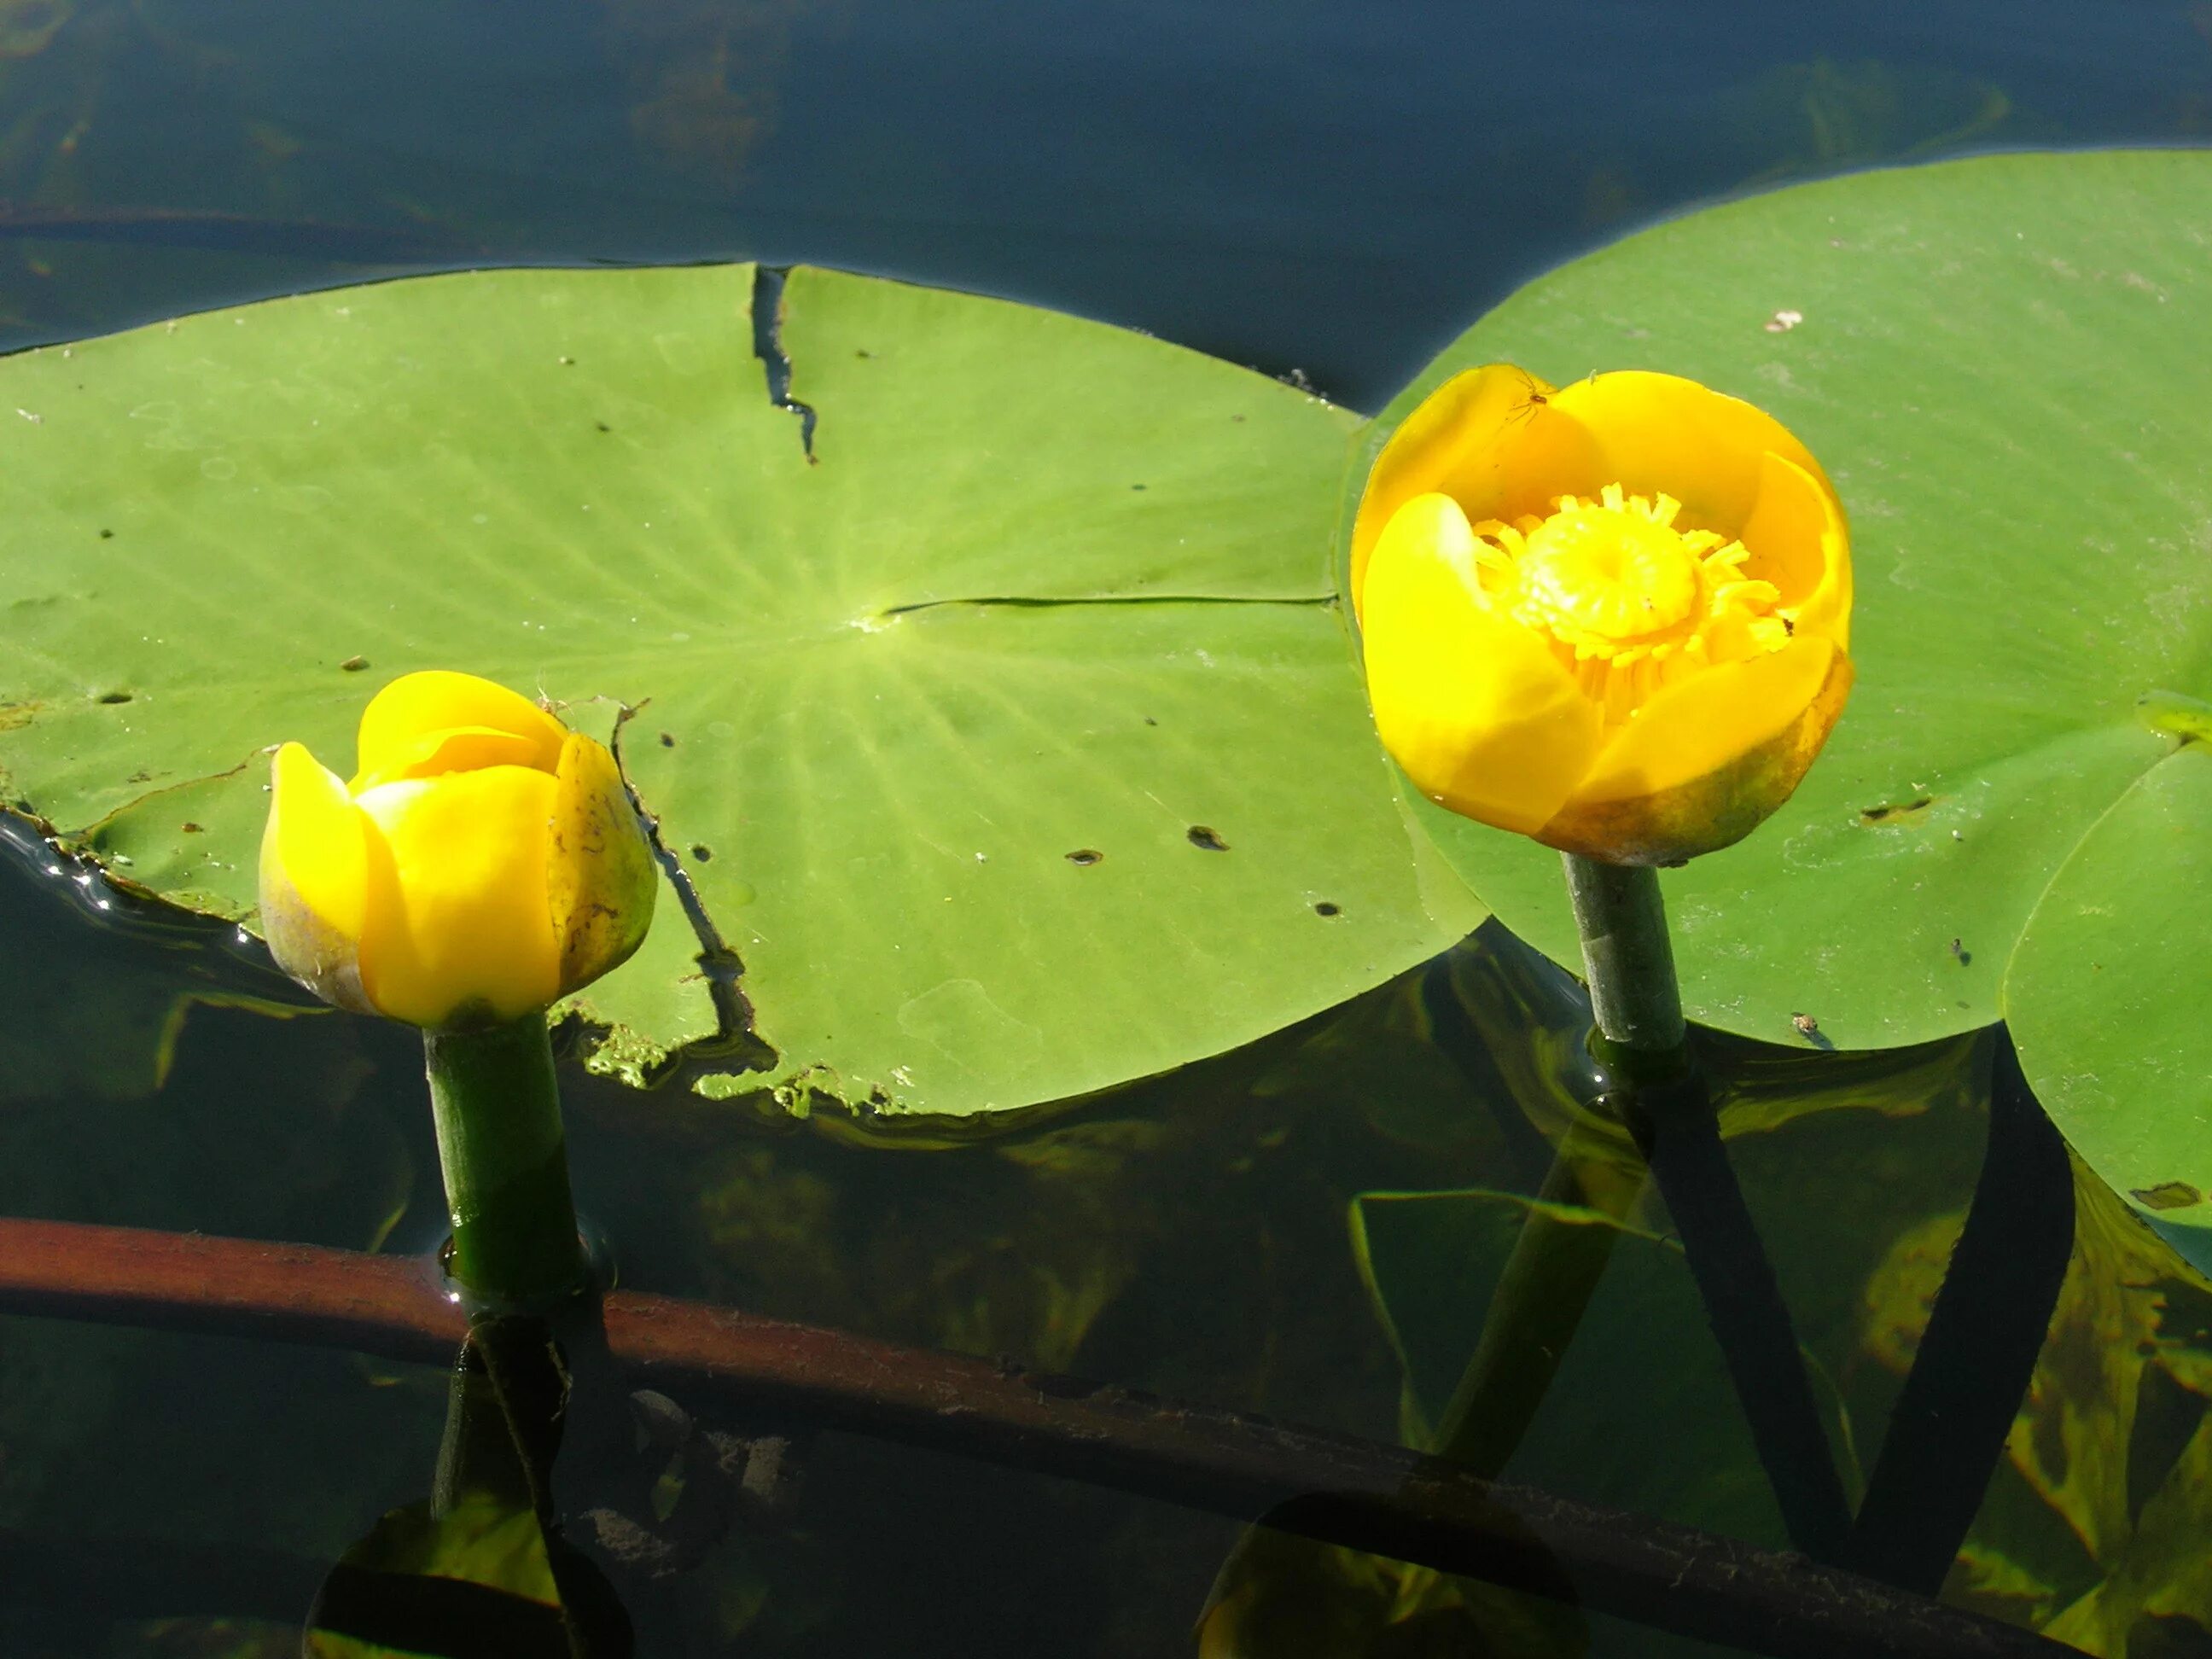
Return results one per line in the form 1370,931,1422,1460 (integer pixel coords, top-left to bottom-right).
1471,484,1789,725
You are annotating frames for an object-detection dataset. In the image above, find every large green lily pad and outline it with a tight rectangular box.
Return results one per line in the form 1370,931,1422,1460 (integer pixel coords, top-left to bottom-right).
0,263,1483,1119
2005,749,2212,1268
1342,149,2212,1237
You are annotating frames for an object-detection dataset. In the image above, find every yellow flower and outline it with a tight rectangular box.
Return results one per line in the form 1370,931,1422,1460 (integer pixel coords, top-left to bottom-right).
1351,365,1852,865
259,671,658,1027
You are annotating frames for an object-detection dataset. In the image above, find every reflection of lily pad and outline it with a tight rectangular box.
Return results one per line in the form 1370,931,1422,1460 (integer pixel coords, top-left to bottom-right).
306,1493,562,1658
1352,1186,1784,1542
0,818,309,1104
0,264,1482,1119
1342,150,2212,1246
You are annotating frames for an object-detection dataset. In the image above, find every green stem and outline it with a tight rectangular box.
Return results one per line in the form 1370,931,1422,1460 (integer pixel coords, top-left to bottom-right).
1560,855,1685,1064
423,1015,588,1312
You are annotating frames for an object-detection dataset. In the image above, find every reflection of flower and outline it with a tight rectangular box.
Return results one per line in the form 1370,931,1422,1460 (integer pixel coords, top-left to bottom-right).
259,671,657,1027
1352,365,1852,865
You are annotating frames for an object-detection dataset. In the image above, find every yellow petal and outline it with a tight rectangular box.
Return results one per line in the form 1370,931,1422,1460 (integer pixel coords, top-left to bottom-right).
1542,638,1851,864
259,742,375,1013
1350,364,1559,614
353,765,563,1027
1546,371,1835,539
352,671,567,791
1361,493,1604,834
547,731,659,998
1737,450,1851,650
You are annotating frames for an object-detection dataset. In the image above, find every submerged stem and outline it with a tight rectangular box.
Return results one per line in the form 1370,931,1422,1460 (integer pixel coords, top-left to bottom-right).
1433,1128,1631,1474
1558,853,1851,1564
424,1015,588,1312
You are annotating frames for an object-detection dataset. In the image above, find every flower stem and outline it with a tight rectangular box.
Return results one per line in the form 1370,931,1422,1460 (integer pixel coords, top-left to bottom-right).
1559,853,1852,1563
1560,856,1685,1062
423,1015,588,1312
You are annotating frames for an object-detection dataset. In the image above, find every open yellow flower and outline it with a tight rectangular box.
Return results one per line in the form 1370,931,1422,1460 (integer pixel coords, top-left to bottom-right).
1352,365,1852,864
259,671,658,1027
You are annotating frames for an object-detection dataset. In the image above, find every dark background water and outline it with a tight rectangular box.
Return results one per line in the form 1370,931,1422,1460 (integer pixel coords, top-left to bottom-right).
1,3,2209,1655
3,0,2209,409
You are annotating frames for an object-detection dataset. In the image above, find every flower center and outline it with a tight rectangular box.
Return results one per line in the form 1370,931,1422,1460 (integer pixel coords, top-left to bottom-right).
1517,497,1702,641
1471,484,1789,725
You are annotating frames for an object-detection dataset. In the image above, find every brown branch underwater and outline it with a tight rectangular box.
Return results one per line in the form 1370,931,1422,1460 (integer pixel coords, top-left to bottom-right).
0,1216,2081,1659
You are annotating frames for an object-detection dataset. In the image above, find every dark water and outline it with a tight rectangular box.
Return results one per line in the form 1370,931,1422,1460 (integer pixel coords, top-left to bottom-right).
1,3,2209,1655
4,0,2210,408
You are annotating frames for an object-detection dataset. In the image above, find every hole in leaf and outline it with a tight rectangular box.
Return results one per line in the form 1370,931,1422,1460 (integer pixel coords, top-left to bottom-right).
1065,848,1103,866
95,690,132,705
1859,795,1937,827
751,266,818,459
690,844,713,863
1313,901,1341,917
2133,1181,2203,1211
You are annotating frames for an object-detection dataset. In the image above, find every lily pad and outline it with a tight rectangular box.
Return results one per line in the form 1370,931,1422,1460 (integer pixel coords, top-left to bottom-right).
0,263,1483,1119
2005,750,2212,1270
1342,149,2212,1232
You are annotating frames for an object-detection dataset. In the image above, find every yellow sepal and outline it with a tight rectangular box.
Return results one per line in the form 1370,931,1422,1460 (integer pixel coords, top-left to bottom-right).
1360,493,1604,834
259,742,375,1014
1546,370,1837,539
1351,364,1558,616
352,670,567,792
1349,365,1854,865
354,765,564,1027
548,730,659,998
1540,645,1854,865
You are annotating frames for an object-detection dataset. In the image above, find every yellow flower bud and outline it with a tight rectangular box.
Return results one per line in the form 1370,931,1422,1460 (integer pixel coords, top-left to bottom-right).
1352,366,1853,865
258,671,659,1027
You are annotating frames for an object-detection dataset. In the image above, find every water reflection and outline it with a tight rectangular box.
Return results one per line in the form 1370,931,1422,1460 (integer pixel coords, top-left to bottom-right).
4,782,2211,1653
0,1,2204,403
307,1316,637,1656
